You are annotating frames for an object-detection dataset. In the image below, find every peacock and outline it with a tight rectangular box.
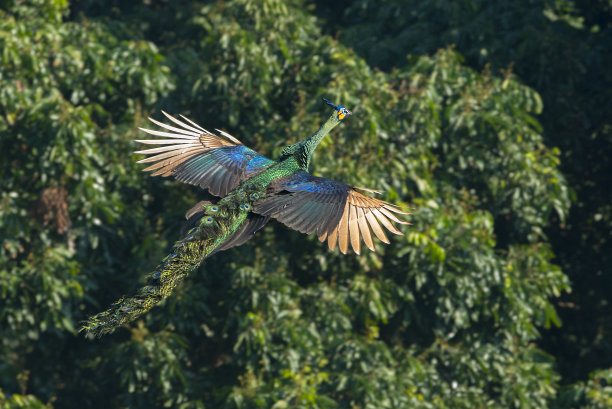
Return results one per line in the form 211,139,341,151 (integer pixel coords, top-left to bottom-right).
82,99,409,336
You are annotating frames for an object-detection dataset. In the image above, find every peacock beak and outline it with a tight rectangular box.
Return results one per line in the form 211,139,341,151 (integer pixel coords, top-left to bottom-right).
338,107,352,120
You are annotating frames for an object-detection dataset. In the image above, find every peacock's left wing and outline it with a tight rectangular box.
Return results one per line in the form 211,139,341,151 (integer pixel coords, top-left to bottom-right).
253,171,410,254
135,112,275,197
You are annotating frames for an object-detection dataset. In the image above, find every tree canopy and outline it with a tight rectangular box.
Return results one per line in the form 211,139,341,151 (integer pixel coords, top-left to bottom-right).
1,0,610,408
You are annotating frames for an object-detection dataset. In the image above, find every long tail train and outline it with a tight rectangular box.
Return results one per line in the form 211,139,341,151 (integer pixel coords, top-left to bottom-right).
81,200,252,337
81,235,209,336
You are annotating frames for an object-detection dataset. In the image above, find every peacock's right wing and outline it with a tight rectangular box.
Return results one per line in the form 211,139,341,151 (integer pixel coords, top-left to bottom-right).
253,171,410,255
135,112,275,197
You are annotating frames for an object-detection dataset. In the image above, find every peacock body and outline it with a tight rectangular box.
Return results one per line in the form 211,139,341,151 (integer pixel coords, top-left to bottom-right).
83,100,409,336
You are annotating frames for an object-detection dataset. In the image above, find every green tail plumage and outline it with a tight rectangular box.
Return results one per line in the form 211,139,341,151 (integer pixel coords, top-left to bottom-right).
82,197,251,336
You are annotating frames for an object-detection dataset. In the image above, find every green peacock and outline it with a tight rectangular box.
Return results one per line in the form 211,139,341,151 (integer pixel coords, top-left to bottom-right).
82,99,409,336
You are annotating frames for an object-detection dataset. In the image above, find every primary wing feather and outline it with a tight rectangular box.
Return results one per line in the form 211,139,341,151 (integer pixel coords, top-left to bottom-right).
253,171,410,254
136,112,275,197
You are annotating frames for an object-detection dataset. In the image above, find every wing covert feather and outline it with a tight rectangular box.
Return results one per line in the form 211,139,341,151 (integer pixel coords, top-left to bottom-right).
136,112,274,197
252,171,409,254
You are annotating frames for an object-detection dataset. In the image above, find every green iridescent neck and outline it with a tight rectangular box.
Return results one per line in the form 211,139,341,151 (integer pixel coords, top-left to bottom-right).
281,112,341,170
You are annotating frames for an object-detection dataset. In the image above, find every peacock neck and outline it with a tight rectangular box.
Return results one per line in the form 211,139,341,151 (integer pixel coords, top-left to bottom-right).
291,113,340,170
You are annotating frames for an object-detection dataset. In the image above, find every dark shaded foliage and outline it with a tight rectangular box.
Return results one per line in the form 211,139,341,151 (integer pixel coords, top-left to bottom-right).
314,0,612,389
1,0,610,408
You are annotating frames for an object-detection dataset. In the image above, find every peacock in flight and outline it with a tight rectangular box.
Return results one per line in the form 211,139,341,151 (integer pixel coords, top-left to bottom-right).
82,99,409,336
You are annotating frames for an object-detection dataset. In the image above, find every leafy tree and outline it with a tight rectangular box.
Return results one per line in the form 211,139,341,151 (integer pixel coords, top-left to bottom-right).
1,0,608,408
317,0,612,385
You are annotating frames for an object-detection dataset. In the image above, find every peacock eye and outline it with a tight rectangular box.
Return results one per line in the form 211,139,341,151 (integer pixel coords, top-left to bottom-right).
336,106,351,120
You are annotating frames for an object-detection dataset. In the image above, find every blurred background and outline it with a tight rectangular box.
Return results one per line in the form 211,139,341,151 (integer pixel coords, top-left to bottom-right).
1,0,610,407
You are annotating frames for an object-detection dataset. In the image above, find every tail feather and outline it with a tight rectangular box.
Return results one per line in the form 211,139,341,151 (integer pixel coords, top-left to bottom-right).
82,195,253,337
81,238,207,337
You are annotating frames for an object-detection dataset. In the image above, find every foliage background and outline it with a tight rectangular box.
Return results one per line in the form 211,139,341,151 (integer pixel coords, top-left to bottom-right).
1,0,610,407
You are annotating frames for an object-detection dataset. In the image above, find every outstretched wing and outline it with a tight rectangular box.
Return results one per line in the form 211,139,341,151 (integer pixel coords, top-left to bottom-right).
253,171,409,254
135,112,275,197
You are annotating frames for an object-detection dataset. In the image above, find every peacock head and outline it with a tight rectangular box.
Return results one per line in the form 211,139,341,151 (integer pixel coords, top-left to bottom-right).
323,98,352,121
